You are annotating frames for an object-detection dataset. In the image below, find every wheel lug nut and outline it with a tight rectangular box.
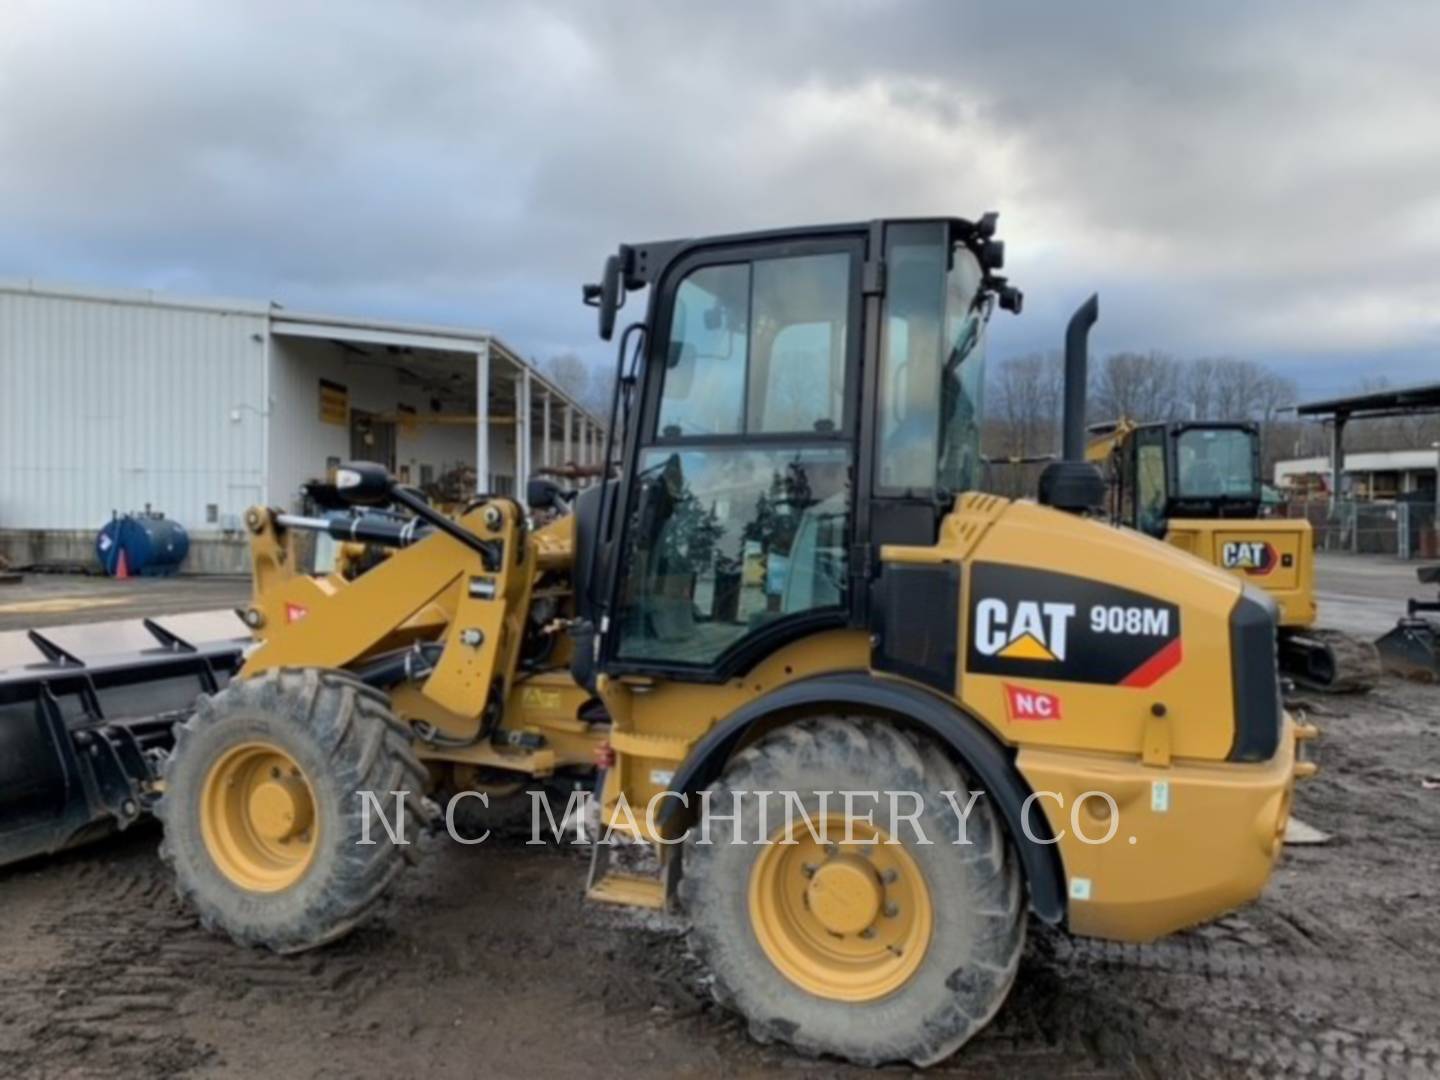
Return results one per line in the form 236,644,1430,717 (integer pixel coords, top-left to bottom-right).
859,927,876,939
801,863,817,877
884,903,899,918
882,869,898,884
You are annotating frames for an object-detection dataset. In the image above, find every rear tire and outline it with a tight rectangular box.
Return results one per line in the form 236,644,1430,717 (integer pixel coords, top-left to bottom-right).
679,716,1025,1067
157,668,430,953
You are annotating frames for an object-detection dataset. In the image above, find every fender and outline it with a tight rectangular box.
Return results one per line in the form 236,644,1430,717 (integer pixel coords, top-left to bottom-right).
663,671,1066,924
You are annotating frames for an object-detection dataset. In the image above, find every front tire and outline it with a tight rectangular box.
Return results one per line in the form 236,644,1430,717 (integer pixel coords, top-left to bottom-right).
679,716,1025,1067
157,668,430,953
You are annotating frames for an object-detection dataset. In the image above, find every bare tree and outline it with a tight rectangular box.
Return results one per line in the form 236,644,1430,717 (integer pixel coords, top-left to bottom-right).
983,351,1064,495
540,352,615,419
1184,357,1218,420
1208,358,1270,421
1090,350,1184,424
984,347,1311,493
990,351,1063,457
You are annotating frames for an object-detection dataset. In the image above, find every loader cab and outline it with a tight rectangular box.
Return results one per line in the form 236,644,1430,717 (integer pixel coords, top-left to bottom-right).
1098,421,1263,538
581,217,1018,680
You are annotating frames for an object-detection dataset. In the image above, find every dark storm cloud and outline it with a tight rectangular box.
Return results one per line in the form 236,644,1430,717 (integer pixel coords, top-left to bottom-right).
1,0,1437,390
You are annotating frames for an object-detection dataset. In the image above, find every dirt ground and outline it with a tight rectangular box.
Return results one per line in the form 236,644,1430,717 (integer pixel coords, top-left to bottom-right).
0,574,250,630
1,565,1438,1078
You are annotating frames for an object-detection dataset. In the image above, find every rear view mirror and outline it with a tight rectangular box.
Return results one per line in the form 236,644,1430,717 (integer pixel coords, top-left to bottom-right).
333,461,393,507
664,341,695,399
598,255,621,341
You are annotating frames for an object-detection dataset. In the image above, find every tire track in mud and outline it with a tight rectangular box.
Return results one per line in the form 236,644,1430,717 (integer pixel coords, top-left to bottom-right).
1019,927,1440,1078
0,841,380,1079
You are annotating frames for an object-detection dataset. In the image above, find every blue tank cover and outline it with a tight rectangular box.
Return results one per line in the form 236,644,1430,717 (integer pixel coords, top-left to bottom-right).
96,512,189,576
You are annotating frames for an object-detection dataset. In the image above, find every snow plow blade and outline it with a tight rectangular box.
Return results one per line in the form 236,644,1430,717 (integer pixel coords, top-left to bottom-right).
1375,619,1439,681
0,611,247,869
1375,565,1440,682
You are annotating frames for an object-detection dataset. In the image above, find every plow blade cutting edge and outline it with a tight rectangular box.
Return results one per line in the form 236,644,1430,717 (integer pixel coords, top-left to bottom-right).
0,611,247,869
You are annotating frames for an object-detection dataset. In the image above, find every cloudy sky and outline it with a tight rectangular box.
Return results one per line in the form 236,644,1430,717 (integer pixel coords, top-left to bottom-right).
2,1,1437,396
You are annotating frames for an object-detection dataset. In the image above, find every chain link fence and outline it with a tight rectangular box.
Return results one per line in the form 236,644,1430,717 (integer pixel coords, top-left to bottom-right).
1282,497,1440,558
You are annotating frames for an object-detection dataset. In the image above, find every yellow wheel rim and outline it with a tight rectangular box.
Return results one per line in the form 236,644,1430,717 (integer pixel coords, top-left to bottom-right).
200,741,319,892
748,814,932,1002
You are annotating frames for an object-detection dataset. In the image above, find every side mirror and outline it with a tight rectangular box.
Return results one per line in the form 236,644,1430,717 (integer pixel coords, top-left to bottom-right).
333,461,393,507
664,340,695,399
598,254,622,341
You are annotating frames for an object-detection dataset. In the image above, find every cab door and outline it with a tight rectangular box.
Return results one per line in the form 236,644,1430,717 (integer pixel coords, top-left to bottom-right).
605,239,863,678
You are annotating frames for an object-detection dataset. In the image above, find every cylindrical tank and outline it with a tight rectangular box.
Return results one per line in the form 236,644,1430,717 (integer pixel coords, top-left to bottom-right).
96,512,190,577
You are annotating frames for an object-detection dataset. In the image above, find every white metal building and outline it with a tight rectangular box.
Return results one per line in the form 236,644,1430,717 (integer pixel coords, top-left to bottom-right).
0,280,606,571
1274,449,1440,500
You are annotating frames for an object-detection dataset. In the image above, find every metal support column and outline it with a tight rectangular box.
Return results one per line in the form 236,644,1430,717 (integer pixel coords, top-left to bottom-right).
516,366,531,505
1329,412,1347,514
564,404,574,469
475,341,490,495
543,390,552,468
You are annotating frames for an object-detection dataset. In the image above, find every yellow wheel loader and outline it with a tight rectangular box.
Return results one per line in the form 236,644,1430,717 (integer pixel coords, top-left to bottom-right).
1086,419,1381,693
3,215,1313,1067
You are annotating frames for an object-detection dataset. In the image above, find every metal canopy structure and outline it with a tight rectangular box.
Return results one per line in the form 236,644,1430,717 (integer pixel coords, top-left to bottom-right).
270,312,605,501
1296,381,1440,508
1297,381,1440,422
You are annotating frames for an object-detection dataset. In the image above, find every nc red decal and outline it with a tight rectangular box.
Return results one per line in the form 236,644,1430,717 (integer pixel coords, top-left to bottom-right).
1004,683,1062,721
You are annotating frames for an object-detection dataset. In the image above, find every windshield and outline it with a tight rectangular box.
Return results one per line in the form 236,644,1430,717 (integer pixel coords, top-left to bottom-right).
876,235,989,494
937,249,986,492
1174,428,1258,498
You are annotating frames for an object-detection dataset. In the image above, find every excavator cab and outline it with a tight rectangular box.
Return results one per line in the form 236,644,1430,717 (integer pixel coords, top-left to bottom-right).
1088,419,1379,692
1092,419,1264,537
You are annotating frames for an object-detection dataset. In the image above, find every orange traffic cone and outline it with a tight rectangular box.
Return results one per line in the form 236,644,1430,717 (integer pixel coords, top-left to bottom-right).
115,548,130,580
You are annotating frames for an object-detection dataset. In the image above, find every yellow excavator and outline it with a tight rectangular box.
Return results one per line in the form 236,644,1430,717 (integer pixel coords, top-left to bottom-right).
1,215,1314,1067
1086,419,1380,692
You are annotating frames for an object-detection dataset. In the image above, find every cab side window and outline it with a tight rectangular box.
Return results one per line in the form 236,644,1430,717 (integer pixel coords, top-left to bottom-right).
1135,429,1168,537
656,253,849,438
656,264,750,437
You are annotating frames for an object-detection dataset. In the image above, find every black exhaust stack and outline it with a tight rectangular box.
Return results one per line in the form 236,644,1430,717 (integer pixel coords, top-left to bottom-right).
1038,294,1106,513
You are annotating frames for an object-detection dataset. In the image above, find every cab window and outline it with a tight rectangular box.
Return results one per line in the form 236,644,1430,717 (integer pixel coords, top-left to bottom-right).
656,264,749,437
620,246,856,670
1135,427,1167,537
876,227,988,494
657,253,849,438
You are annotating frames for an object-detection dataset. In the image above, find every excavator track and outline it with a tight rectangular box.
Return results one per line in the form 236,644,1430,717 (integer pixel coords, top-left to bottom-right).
1279,626,1382,694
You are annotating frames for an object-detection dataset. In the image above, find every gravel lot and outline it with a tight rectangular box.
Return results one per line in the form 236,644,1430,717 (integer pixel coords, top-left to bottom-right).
1,563,1437,1078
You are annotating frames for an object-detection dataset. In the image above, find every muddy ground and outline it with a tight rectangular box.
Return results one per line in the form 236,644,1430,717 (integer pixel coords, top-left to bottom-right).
1,566,1438,1078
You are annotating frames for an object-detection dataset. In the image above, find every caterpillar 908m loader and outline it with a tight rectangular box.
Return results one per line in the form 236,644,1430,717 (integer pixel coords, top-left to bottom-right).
3,215,1314,1067
1086,419,1381,693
